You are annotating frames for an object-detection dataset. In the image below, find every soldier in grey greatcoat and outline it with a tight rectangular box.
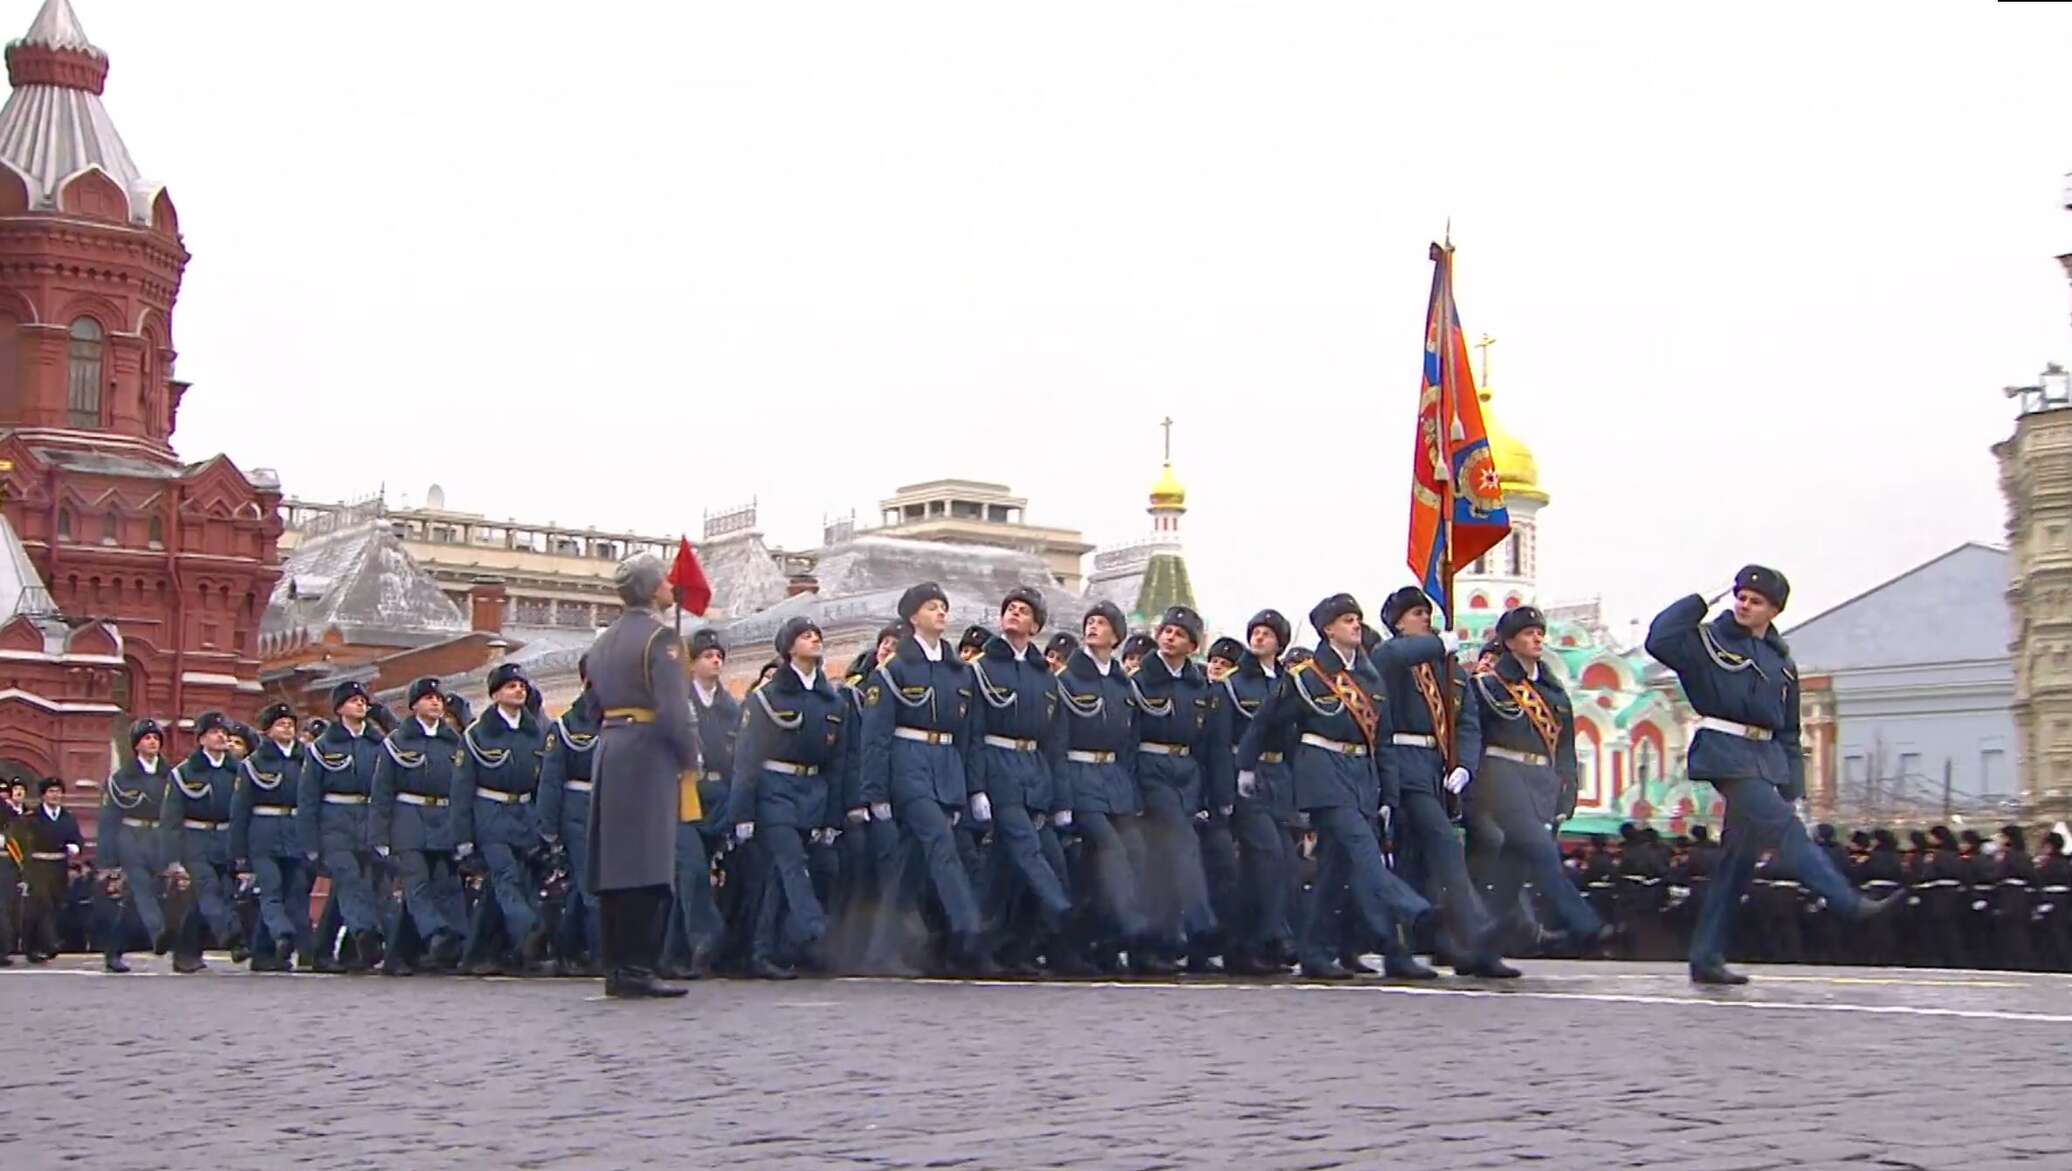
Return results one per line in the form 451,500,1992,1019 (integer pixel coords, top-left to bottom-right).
584,553,699,998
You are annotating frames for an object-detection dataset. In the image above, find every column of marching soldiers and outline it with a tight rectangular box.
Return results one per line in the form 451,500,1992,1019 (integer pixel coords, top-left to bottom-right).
13,570,2072,981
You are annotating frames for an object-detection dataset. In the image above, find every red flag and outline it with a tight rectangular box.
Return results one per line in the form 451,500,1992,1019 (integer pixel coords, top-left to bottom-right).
669,537,712,617
1405,241,1510,623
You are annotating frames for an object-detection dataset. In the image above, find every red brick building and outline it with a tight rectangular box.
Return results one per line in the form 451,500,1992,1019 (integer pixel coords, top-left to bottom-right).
0,0,281,828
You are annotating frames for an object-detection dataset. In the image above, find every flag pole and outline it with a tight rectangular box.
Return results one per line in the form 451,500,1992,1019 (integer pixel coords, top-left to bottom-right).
1434,238,1459,633
674,535,685,640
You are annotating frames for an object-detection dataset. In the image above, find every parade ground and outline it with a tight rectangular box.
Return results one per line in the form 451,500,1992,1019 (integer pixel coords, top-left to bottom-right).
2,959,2067,1169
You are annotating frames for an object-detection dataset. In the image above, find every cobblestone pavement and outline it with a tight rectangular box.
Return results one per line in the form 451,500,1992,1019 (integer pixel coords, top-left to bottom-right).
3,956,2069,1170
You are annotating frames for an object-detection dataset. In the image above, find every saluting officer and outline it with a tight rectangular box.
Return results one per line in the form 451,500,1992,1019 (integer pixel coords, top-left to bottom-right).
860,582,986,974
1050,601,1150,973
1221,610,1298,975
161,714,240,973
539,659,605,974
1646,567,1894,985
1123,604,1231,974
1467,606,1608,963
370,678,468,974
1240,594,1430,980
1375,586,1510,978
730,616,850,979
231,704,315,972
452,663,550,974
585,553,699,999
296,681,388,971
98,719,173,971
970,587,1074,971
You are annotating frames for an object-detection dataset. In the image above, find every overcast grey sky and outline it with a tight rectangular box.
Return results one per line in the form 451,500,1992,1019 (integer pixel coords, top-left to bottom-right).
74,0,2072,638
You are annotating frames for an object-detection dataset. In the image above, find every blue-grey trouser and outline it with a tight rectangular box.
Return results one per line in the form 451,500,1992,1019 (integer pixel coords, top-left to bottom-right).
665,823,723,963
1299,806,1430,968
1692,776,1858,967
753,826,827,963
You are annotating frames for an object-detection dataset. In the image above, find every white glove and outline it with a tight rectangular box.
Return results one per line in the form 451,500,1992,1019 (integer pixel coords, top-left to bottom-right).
1378,806,1392,835
969,793,992,823
1217,805,1233,818
871,802,893,822
847,807,869,824
454,842,474,860
1444,767,1472,795
1441,631,1462,655
1194,809,1210,823
1237,770,1258,799
1052,810,1073,829
374,845,391,858
64,842,79,856
734,822,755,843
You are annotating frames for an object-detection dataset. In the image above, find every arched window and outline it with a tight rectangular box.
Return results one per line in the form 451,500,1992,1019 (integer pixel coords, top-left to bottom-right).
147,516,164,548
100,510,118,545
56,507,72,541
67,318,103,428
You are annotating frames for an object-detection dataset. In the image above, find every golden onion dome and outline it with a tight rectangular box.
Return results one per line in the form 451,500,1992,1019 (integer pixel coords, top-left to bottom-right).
1149,461,1187,508
1480,387,1547,505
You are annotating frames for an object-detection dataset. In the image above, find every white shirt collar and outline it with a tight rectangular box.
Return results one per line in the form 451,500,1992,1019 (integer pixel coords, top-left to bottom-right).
137,756,160,774
1091,654,1113,676
1525,662,1540,682
496,706,523,730
915,636,943,663
202,749,227,768
790,663,819,689
43,804,60,819
1160,654,1187,678
1260,658,1278,679
417,717,443,737
692,678,719,705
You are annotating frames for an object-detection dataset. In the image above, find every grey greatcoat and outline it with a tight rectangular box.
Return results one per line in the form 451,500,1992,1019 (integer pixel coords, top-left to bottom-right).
586,606,701,891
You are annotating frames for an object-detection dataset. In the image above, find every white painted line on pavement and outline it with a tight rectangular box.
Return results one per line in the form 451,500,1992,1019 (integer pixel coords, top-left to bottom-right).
833,977,2072,1025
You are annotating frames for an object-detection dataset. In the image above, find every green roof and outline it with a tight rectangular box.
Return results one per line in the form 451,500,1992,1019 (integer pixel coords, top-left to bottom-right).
1133,552,1196,625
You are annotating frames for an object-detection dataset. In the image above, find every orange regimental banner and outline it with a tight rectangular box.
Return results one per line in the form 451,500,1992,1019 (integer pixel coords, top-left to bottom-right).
1405,241,1509,621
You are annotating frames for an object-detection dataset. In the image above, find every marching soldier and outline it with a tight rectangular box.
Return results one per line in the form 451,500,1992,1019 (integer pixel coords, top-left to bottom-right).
730,616,849,978
662,628,736,977
1221,609,1297,975
297,681,388,972
860,582,986,974
161,715,240,973
585,553,699,999
1120,632,1155,675
1464,606,1606,965
231,704,315,971
1239,594,1428,980
969,587,1073,972
1044,632,1079,675
827,625,904,969
98,719,173,971
958,624,993,663
369,679,467,975
1374,586,1508,978
452,663,550,974
17,777,82,962
539,659,605,974
1646,568,1894,985
1051,601,1150,973
1124,604,1231,974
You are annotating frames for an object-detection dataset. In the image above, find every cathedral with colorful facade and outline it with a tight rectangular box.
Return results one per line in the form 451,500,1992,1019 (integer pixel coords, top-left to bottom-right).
1448,372,1720,837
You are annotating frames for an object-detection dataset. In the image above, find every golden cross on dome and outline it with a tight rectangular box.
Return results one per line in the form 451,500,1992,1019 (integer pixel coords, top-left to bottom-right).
1474,335,1496,388
1160,416,1173,463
